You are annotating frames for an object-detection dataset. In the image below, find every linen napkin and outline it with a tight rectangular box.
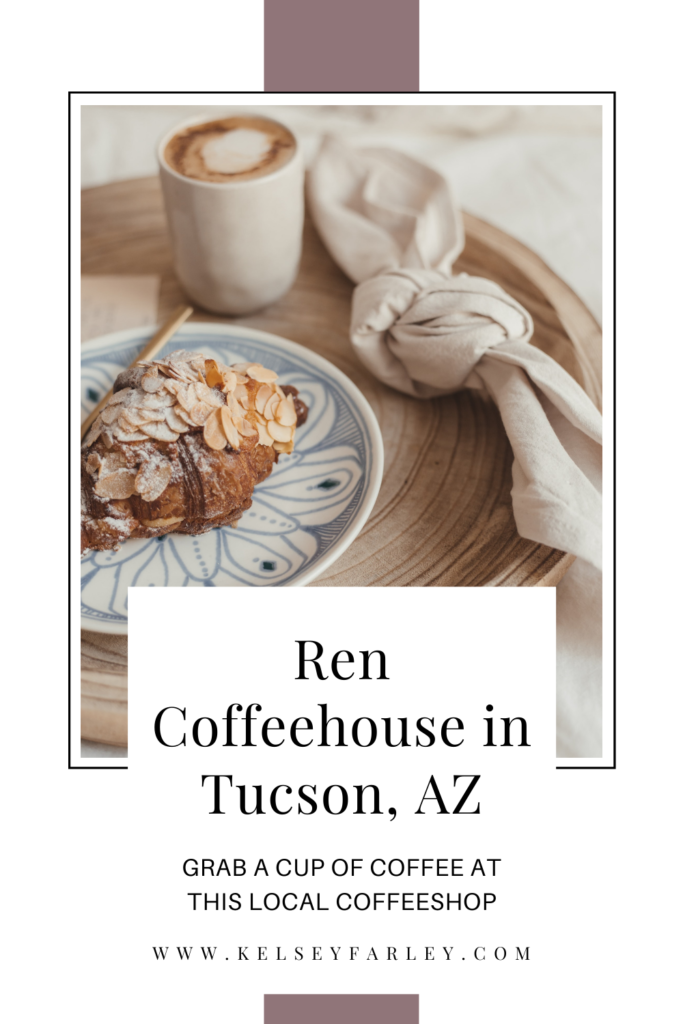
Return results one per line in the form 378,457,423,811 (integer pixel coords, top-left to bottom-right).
307,137,602,570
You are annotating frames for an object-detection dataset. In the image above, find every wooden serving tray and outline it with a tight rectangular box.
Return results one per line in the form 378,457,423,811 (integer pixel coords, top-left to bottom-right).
82,176,601,588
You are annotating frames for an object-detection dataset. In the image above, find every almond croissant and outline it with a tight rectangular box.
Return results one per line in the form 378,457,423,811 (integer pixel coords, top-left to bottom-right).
81,350,307,555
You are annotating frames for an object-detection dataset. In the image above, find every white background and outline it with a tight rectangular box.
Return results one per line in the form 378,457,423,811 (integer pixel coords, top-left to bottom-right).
3,1,681,1021
130,588,555,1022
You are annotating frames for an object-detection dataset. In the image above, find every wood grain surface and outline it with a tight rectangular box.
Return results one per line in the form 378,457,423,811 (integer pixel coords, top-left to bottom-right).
82,176,602,588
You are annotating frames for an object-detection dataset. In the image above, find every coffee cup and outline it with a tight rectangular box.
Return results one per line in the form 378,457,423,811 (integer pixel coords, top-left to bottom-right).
158,113,304,315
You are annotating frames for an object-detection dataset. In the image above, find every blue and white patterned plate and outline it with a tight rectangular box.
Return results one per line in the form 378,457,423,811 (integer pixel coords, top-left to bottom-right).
81,323,383,633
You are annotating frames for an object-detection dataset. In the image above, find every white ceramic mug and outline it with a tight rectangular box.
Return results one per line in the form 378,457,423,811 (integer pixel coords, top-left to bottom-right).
157,114,305,315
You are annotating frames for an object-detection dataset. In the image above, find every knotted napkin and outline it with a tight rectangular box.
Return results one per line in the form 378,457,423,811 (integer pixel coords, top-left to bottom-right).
308,137,602,570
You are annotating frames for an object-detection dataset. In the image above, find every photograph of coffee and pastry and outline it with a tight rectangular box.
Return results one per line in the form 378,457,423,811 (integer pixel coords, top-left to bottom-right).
78,100,606,762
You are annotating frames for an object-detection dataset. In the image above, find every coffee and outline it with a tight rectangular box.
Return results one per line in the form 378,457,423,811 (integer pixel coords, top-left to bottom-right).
164,115,296,184
158,113,304,313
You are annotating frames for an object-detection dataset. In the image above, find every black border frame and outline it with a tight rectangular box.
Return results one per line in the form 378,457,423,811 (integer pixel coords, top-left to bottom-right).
68,94,614,770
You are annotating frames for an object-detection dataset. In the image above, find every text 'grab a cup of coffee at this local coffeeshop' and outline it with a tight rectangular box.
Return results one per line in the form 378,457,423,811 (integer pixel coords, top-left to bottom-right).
158,114,304,315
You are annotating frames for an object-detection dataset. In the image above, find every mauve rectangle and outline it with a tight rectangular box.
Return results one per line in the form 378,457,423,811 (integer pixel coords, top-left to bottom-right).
265,994,419,1024
264,0,419,92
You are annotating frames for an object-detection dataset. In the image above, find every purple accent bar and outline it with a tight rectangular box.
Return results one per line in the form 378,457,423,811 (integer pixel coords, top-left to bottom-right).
264,0,419,92
265,994,419,1024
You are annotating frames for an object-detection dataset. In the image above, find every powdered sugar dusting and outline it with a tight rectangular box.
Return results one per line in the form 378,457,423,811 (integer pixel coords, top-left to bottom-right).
84,351,299,505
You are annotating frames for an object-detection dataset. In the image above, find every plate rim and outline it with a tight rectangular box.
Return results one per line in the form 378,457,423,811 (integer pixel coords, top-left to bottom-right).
81,322,384,633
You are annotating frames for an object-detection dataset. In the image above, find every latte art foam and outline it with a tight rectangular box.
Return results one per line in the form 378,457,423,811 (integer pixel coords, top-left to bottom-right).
164,116,296,183
202,129,272,174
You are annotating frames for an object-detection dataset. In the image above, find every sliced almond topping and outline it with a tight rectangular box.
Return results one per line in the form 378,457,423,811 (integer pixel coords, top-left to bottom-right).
189,401,213,426
94,468,138,500
119,413,159,436
264,391,280,421
140,393,165,410
165,407,190,433
227,393,242,418
174,407,195,426
255,384,272,415
135,407,166,424
239,418,257,438
175,364,199,383
141,372,165,393
276,396,297,426
100,404,120,425
116,413,137,434
204,388,225,409
181,382,196,406
159,349,196,364
257,422,273,447
83,419,102,447
95,351,296,463
86,453,103,476
267,420,294,443
272,440,294,454
203,409,227,450
99,452,129,476
135,460,173,502
174,385,192,412
220,406,241,449
221,370,237,393
118,407,149,428
160,365,184,382
108,388,133,406
140,421,179,442
247,363,278,384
